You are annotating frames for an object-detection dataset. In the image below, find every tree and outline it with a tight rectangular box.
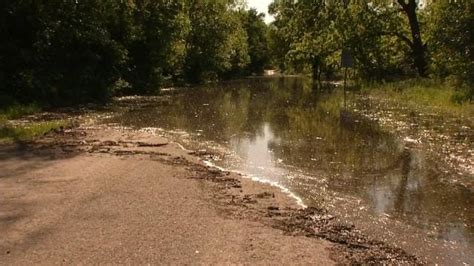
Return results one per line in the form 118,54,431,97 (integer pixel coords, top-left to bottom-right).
267,24,290,71
335,2,411,79
269,0,342,82
0,0,127,105
268,0,432,80
240,9,270,75
123,0,186,94
183,0,249,83
0,0,259,104
427,0,474,100
396,0,428,77
268,1,294,72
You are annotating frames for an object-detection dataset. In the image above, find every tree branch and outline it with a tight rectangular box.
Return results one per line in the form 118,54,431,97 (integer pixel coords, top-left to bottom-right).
380,31,413,48
396,0,408,10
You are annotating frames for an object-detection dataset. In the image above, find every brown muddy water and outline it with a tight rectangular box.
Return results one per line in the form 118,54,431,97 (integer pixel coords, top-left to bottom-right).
106,77,473,264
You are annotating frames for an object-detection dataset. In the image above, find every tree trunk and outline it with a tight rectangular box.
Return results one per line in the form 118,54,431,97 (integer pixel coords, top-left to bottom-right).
398,0,427,77
312,58,319,81
311,58,320,91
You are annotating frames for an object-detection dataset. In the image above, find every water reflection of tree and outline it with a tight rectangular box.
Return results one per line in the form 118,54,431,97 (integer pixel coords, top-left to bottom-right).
263,80,403,180
214,79,472,235
111,78,473,240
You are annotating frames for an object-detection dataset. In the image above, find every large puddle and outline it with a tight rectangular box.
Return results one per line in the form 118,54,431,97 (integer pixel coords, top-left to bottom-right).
106,77,473,264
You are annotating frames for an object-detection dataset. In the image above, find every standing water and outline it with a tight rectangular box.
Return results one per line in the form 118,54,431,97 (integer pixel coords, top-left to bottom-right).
107,77,473,264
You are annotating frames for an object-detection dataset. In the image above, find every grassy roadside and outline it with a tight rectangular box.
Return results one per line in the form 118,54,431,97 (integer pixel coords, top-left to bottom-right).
0,104,42,120
0,104,67,143
0,120,68,143
360,79,474,118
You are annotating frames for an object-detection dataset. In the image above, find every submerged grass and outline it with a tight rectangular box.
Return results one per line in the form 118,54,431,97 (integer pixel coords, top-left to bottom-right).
361,79,474,118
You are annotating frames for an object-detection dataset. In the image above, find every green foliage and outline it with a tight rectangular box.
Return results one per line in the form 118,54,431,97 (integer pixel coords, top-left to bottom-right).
122,1,187,94
183,0,249,83
0,0,272,105
1,0,127,105
267,24,290,71
336,2,412,79
426,1,474,101
240,9,270,75
2,0,470,105
269,1,418,80
269,0,472,102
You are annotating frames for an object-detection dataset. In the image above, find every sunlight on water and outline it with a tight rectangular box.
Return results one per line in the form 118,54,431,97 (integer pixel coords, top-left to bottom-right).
106,77,473,264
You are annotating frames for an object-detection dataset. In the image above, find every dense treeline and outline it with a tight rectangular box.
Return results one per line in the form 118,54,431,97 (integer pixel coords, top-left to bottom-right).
1,0,472,106
268,0,473,100
0,0,270,106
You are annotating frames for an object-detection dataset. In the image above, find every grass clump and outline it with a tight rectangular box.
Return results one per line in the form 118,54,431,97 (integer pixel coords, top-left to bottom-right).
0,120,67,143
0,104,42,120
361,79,474,117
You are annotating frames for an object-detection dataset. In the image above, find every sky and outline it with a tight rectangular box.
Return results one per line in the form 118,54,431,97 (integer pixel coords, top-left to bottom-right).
247,0,274,24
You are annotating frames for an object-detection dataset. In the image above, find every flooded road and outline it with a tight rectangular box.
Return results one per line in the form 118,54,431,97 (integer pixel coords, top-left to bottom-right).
107,77,473,264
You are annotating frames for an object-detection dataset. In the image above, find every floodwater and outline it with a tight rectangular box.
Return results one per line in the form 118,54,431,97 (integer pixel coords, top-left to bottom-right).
107,77,473,264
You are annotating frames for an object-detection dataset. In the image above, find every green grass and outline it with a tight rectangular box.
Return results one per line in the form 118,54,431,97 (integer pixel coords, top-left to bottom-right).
0,103,64,143
0,120,67,143
0,103,42,120
361,79,474,117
